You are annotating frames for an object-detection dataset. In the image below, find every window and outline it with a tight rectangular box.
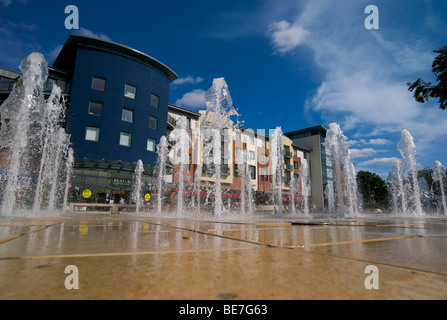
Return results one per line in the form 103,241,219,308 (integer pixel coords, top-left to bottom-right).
249,150,255,160
85,126,100,142
261,153,267,162
235,147,242,160
261,167,269,181
249,166,256,180
91,76,106,91
147,138,156,152
0,77,13,91
236,131,241,142
46,78,58,92
120,132,132,147
122,108,134,123
249,135,255,145
149,116,158,130
294,161,298,169
150,93,159,108
124,84,136,99
88,101,103,116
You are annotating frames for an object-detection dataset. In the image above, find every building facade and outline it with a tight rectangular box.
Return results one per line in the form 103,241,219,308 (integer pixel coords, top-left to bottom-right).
163,106,312,212
285,125,334,210
0,34,328,211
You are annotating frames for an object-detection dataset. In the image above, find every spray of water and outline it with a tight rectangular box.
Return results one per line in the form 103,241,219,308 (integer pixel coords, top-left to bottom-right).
324,123,359,217
0,53,72,216
133,160,144,215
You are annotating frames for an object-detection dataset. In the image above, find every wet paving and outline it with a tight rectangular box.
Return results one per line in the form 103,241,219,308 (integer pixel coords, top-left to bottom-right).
0,213,447,299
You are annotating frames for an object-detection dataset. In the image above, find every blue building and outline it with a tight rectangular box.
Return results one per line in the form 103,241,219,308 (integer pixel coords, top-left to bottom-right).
50,35,178,203
54,34,177,165
0,34,178,204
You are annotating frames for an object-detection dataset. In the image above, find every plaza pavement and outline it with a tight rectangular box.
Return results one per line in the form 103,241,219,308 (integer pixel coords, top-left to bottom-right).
1,212,447,300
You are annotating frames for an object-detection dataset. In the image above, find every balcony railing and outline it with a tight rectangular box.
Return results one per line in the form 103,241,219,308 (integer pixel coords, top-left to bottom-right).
202,164,230,175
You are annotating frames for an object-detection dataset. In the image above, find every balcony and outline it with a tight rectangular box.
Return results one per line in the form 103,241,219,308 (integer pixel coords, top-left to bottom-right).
202,164,230,176
284,149,292,159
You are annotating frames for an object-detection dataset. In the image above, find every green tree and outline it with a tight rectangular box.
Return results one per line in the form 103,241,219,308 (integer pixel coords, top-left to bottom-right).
407,46,447,110
357,171,389,209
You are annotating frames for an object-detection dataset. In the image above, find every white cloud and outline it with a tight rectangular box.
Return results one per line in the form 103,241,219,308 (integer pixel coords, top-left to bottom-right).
175,89,206,110
293,0,447,162
358,157,400,166
268,20,309,55
369,138,392,145
350,148,377,159
172,76,204,86
75,28,111,41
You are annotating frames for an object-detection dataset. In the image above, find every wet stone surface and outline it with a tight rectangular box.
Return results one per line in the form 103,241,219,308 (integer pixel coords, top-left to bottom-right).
0,214,447,299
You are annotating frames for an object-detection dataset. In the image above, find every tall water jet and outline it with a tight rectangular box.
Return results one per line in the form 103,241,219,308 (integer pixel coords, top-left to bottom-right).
397,128,423,216
298,158,311,216
433,161,447,215
133,160,144,215
236,149,246,215
155,136,168,215
245,154,254,216
169,116,191,216
0,53,48,215
388,160,405,215
201,78,239,217
270,127,284,215
324,123,359,217
0,52,72,216
193,165,202,214
63,148,74,210
289,176,298,214
324,183,334,214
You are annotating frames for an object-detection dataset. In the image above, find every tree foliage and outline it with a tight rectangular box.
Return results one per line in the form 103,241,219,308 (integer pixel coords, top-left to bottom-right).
407,46,447,110
357,171,388,208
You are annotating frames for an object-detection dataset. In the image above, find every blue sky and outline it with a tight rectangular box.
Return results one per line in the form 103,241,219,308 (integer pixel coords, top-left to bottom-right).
1,0,447,179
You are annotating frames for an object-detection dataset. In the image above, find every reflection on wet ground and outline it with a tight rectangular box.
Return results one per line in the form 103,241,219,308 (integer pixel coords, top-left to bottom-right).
1,214,447,299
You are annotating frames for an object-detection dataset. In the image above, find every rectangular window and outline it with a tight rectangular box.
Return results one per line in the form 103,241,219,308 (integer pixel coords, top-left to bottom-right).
88,101,103,116
149,116,158,130
235,147,242,160
236,131,241,142
261,167,269,181
124,84,137,99
120,132,132,147
150,93,159,108
249,150,255,160
91,76,106,91
249,135,255,145
294,161,298,169
46,78,58,92
249,166,256,180
122,108,134,123
147,138,156,152
85,126,100,142
261,153,267,162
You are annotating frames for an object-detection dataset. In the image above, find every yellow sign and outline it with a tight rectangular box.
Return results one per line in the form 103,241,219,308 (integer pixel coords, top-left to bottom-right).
144,193,151,201
82,189,92,198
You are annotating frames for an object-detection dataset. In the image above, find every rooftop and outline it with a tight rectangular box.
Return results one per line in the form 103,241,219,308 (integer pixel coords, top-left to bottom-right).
53,34,178,82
